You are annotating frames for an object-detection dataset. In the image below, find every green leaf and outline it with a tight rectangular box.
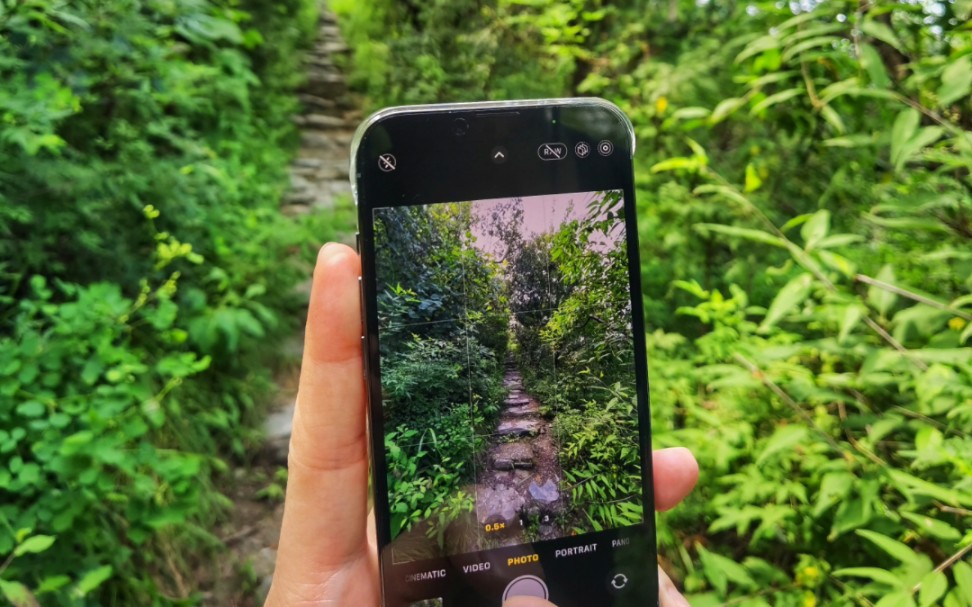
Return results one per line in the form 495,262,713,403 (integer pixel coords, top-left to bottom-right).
759,273,813,331
834,567,905,588
650,157,703,173
861,19,904,51
74,565,113,596
735,34,780,64
868,265,898,317
864,214,951,233
817,234,864,249
891,108,920,167
669,106,711,121
751,88,804,114
36,576,71,594
839,304,865,344
823,134,878,148
860,43,891,88
819,104,847,134
756,425,808,465
0,580,36,607
938,56,972,106
901,127,944,169
919,570,948,607
814,471,855,517
801,210,830,250
780,214,812,233
16,400,45,418
744,163,763,192
953,561,972,605
856,529,921,566
14,534,56,556
709,97,748,124
781,36,841,62
889,469,972,507
697,545,756,594
694,184,752,208
694,224,786,248
876,592,917,607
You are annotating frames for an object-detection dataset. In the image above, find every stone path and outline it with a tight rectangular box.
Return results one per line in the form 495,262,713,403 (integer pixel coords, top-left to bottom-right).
197,5,359,604
263,4,358,462
475,362,566,547
280,9,358,216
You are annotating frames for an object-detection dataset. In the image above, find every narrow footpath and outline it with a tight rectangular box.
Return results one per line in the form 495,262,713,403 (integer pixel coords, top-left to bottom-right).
196,5,358,604
475,361,566,548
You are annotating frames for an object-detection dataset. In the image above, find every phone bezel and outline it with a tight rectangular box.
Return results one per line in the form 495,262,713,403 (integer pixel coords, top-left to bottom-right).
351,98,657,605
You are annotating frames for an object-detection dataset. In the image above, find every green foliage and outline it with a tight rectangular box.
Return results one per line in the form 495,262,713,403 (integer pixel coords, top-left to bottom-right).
1,0,322,603
376,203,508,539
339,0,972,604
0,271,219,604
553,383,643,533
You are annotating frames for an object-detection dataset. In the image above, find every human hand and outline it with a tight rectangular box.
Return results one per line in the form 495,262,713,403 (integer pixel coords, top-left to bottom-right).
264,243,699,607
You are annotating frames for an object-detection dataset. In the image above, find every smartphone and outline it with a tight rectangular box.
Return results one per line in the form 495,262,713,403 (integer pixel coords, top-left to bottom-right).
351,99,656,607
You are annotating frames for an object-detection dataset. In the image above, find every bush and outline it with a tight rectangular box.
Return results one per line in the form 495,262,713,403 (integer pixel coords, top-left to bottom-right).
0,0,323,603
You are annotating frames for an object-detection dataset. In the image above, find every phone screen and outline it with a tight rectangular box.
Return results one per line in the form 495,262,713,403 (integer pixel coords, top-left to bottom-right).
354,101,656,607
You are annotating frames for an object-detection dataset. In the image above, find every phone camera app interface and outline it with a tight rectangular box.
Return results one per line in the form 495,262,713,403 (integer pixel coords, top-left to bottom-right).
373,190,647,604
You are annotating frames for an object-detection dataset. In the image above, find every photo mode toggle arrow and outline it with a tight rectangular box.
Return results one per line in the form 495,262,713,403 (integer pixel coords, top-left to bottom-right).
537,143,567,160
491,146,508,164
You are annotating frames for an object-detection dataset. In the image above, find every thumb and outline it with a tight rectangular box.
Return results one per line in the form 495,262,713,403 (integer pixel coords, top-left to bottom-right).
503,597,558,607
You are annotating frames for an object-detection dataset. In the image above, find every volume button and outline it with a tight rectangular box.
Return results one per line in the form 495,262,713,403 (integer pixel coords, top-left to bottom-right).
355,232,361,253
358,276,365,336
358,276,368,378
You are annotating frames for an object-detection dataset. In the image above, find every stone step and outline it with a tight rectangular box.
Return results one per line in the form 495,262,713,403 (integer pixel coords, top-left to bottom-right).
496,419,540,438
503,405,538,418
528,479,560,504
301,132,345,150
320,24,341,38
491,443,534,471
302,76,347,99
320,41,349,54
504,397,530,407
298,94,338,112
476,484,524,529
293,113,348,130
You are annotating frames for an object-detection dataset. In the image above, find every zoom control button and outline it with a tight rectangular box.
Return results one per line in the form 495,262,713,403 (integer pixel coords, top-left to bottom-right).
503,575,549,601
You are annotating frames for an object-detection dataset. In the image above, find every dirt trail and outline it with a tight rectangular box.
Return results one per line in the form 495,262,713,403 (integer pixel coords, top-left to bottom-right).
474,361,566,548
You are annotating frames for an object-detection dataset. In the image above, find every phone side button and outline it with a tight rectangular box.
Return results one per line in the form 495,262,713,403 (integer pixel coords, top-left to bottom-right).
361,335,368,378
355,232,360,253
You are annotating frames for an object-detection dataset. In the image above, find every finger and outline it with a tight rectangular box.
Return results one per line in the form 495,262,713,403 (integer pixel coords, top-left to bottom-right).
653,447,699,511
275,243,368,576
502,597,558,607
658,566,690,607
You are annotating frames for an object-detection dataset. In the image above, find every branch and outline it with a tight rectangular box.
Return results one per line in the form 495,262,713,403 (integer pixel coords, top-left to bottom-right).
855,274,972,321
911,542,972,595
733,353,857,460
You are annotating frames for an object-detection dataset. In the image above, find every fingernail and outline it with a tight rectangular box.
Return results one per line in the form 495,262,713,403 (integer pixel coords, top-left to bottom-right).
318,242,346,264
